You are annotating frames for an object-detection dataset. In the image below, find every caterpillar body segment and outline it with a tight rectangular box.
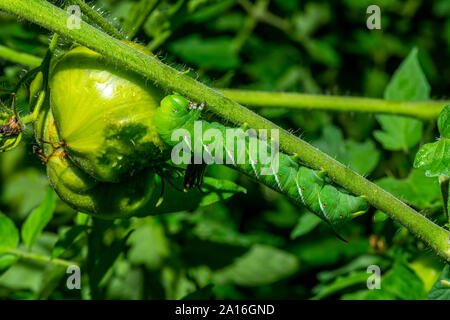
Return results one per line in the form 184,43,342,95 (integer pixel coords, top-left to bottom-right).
155,95,370,228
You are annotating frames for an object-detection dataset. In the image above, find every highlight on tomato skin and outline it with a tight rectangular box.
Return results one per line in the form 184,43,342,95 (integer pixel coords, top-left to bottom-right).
48,42,167,183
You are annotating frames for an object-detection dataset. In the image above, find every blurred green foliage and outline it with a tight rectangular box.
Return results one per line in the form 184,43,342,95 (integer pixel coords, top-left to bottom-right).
0,0,448,300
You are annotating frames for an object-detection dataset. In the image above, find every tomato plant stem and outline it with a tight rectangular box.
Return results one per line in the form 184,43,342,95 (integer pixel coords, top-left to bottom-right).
220,89,446,120
0,45,42,67
2,0,449,262
7,248,77,268
0,45,446,120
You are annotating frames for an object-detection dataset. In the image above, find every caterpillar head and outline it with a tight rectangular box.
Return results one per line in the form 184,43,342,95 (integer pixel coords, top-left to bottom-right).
155,94,201,146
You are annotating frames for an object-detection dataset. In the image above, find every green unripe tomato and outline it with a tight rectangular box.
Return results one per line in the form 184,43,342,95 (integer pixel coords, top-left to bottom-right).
49,42,166,183
33,41,172,218
35,98,160,218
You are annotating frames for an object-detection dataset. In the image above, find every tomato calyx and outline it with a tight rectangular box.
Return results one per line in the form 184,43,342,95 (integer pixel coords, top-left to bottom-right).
34,138,66,163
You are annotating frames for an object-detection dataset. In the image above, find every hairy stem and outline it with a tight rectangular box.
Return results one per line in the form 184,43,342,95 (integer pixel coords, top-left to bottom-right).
0,43,446,120
0,46,445,119
1,0,449,261
0,45,42,67
220,89,447,120
7,248,77,268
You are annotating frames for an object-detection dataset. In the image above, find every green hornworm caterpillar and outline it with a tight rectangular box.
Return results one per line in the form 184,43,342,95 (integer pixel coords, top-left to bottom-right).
155,95,370,228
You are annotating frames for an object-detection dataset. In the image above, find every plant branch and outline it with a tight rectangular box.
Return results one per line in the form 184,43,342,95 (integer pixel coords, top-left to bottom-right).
7,248,77,268
219,89,447,120
233,0,269,50
1,0,449,261
0,46,446,119
0,45,42,67
238,0,292,34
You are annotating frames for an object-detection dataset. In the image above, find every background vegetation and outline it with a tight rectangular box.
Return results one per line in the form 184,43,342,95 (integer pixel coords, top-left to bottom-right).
0,0,449,300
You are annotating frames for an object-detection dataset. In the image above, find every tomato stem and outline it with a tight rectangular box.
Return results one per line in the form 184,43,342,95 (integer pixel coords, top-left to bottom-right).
220,89,446,120
0,44,42,67
0,46,446,120
7,248,77,268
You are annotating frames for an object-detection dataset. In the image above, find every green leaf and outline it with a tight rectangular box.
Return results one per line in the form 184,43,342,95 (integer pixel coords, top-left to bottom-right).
127,217,170,270
313,125,380,175
264,198,301,229
374,48,429,151
349,260,426,300
0,254,18,277
87,220,131,299
304,38,341,67
375,169,441,209
317,255,382,283
291,237,370,269
169,34,241,70
384,48,430,101
290,212,322,239
0,233,58,293
181,238,249,270
1,168,49,217
427,265,450,300
21,188,55,250
408,254,444,292
187,0,236,23
37,266,66,300
181,284,214,300
105,261,148,299
151,176,246,215
438,105,450,138
51,225,87,259
0,213,19,253
199,177,247,207
273,0,299,11
414,106,450,177
186,206,284,248
373,115,423,151
210,12,245,32
377,260,425,300
293,2,330,38
213,244,300,287
414,139,450,177
312,271,369,300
